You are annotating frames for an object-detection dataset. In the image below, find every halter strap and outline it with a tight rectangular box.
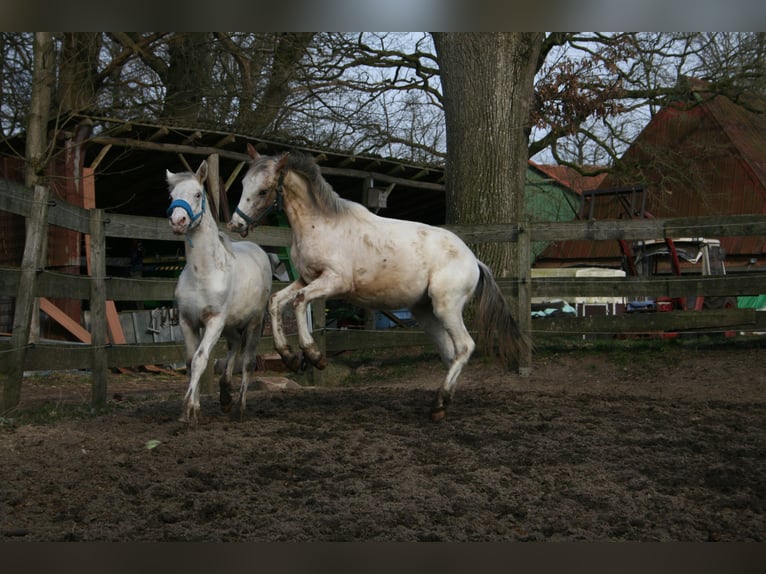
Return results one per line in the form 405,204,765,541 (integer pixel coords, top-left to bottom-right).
235,171,285,228
167,194,206,224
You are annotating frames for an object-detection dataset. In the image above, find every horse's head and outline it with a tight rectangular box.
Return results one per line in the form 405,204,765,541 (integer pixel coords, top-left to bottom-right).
228,144,288,238
166,161,208,235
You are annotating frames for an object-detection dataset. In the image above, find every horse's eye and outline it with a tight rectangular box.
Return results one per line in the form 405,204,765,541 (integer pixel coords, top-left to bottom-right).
195,192,201,199
258,190,268,197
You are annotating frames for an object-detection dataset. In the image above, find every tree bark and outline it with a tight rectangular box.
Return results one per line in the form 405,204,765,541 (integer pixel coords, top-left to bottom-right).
249,33,314,135
162,33,213,124
58,33,101,114
432,33,543,278
25,32,54,188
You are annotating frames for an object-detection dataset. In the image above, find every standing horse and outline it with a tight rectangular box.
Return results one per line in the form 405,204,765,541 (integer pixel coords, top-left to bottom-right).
228,145,525,421
167,161,272,424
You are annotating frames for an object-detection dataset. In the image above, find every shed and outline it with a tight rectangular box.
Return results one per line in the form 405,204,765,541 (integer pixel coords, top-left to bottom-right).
1,115,447,338
536,78,766,273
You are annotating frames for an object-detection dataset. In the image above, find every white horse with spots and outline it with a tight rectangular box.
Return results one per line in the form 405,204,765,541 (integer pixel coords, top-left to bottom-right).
228,146,526,421
167,161,272,424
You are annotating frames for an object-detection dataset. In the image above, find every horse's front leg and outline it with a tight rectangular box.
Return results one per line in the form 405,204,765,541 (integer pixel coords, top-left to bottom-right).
292,273,345,369
269,280,305,372
181,314,226,425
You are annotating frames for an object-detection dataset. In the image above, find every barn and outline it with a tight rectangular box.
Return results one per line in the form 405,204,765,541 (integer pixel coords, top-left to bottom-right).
536,78,766,274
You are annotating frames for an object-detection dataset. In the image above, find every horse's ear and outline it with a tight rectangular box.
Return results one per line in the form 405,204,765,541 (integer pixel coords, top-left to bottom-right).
165,169,174,183
276,152,289,171
247,143,259,160
196,160,208,184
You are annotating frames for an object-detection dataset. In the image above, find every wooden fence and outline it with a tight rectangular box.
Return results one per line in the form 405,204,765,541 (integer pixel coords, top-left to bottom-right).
2,178,765,410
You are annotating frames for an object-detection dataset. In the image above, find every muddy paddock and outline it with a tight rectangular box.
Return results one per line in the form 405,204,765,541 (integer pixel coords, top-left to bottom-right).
1,339,764,541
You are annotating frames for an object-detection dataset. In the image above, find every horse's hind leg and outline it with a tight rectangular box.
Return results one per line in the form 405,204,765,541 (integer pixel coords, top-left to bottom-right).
218,339,238,413
425,301,475,422
237,311,265,420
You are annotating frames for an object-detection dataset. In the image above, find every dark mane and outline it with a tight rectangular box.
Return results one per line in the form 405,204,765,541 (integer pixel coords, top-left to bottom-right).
285,151,350,216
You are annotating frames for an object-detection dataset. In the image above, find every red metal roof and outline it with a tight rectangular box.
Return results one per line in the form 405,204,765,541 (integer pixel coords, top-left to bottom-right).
529,162,607,195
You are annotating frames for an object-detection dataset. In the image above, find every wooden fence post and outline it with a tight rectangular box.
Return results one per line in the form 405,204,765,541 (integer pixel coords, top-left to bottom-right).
308,299,326,385
517,222,532,377
1,185,50,412
89,208,108,407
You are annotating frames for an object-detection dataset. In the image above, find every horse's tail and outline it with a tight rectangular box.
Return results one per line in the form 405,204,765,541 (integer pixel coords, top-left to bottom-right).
474,260,531,369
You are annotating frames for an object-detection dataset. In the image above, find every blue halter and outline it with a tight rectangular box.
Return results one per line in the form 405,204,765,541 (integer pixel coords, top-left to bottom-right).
167,194,206,224
168,194,206,248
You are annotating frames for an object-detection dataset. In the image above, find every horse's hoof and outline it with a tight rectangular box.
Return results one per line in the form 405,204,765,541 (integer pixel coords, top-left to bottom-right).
286,355,303,372
430,407,447,423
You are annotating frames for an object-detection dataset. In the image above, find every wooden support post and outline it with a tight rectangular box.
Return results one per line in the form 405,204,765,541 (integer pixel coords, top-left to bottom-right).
517,222,532,377
207,153,221,221
308,299,326,386
1,185,50,411
89,208,109,407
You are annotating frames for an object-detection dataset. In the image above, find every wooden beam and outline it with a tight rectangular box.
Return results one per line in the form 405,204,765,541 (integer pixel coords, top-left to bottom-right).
90,135,251,163
89,144,113,170
39,297,90,343
207,154,221,221
215,134,235,147
320,165,445,192
147,127,169,142
224,161,246,192
177,153,193,172
182,130,202,144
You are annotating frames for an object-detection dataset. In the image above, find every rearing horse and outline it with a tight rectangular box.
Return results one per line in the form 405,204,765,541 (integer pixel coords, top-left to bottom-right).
229,146,524,421
167,161,272,424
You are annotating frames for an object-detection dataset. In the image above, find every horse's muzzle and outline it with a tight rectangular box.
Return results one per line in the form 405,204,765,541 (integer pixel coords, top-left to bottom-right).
227,219,249,238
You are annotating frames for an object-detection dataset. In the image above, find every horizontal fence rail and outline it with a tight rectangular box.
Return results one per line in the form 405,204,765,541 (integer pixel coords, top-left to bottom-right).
2,178,766,409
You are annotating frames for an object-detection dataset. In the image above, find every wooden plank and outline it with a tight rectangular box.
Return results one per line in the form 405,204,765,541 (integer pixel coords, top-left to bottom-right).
528,274,766,299
324,329,432,353
4,178,763,248
526,214,766,242
530,308,757,334
38,297,91,343
1,185,50,411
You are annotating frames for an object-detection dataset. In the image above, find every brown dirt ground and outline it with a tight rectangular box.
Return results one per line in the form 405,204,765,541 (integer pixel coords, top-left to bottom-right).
1,338,764,542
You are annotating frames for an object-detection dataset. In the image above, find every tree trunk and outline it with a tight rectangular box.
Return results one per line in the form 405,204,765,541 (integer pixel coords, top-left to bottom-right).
432,33,543,278
162,33,213,124
25,32,54,188
58,33,101,114
248,33,314,135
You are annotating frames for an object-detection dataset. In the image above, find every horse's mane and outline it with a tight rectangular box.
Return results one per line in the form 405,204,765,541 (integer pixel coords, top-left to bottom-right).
285,152,353,216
